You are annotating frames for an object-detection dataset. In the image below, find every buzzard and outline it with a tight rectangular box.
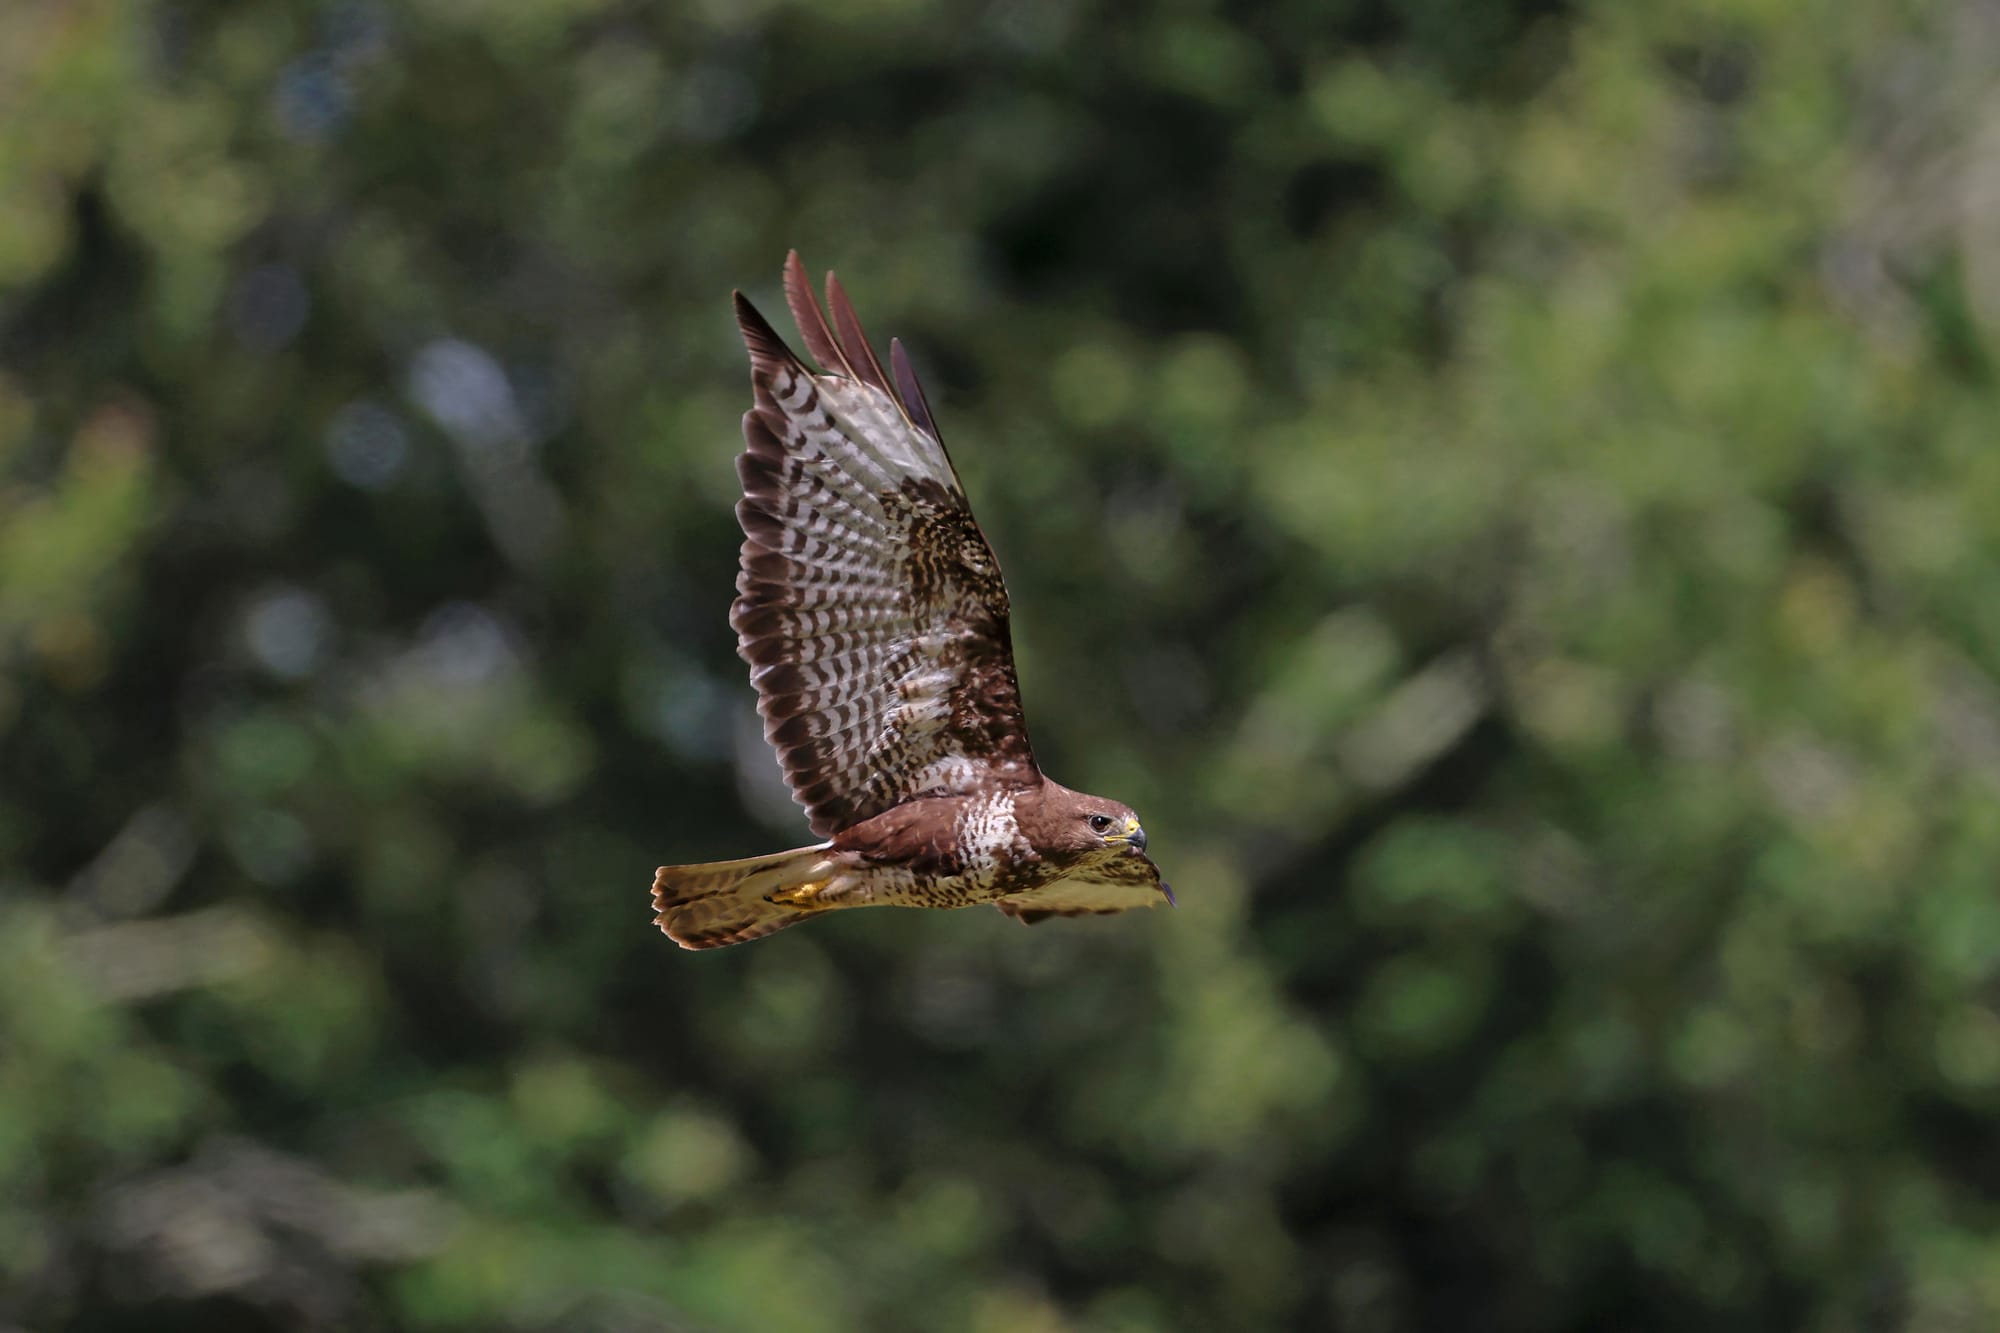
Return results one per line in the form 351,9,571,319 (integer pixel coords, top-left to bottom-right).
652,253,1172,949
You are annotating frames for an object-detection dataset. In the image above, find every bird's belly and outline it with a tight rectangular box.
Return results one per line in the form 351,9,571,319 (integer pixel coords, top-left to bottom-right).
830,848,1055,911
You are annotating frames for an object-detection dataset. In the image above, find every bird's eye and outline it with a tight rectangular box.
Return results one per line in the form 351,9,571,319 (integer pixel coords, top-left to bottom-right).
1088,814,1115,834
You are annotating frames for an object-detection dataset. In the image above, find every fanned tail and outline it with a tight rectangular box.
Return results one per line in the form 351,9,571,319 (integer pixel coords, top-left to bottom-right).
652,843,837,950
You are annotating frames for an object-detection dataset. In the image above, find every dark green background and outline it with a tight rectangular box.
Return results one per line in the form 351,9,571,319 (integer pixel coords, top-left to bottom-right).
7,0,1999,1329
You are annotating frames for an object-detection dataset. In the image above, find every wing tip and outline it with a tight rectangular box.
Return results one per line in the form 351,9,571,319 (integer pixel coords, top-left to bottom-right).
779,253,919,430
782,250,847,375
823,270,897,400
890,337,940,439
734,291,800,376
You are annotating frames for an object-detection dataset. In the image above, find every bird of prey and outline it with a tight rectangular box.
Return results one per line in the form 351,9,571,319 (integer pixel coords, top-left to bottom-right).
652,254,1172,949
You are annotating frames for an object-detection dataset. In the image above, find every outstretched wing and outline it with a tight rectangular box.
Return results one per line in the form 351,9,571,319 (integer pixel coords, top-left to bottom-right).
994,852,1176,925
730,253,1039,838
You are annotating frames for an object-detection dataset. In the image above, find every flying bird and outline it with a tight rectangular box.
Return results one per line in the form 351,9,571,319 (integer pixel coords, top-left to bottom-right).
652,253,1172,949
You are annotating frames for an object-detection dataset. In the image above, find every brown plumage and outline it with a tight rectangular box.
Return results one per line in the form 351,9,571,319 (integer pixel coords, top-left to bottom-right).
652,253,1171,949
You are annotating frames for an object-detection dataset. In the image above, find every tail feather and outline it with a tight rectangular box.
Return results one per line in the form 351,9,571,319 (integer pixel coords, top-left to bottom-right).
652,843,836,950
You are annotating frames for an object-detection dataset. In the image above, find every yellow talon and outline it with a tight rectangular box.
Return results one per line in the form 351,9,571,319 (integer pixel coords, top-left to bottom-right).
767,879,831,909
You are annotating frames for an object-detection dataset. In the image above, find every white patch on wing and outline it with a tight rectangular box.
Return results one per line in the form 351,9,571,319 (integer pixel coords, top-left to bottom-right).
773,367,814,411
817,378,956,488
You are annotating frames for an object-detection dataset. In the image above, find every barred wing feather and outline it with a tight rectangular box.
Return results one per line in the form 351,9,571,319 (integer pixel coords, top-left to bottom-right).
730,253,1040,838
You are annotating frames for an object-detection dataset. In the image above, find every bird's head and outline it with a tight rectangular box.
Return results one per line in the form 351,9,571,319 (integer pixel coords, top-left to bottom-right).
1063,794,1148,858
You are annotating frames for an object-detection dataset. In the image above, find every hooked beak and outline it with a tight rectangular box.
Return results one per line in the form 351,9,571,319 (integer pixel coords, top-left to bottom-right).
1110,816,1146,854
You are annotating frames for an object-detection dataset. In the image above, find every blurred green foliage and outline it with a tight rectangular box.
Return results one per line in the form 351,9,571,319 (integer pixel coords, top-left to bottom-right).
6,0,2000,1328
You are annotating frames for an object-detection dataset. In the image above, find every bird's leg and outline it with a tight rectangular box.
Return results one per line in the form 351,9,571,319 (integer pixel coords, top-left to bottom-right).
765,877,834,910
